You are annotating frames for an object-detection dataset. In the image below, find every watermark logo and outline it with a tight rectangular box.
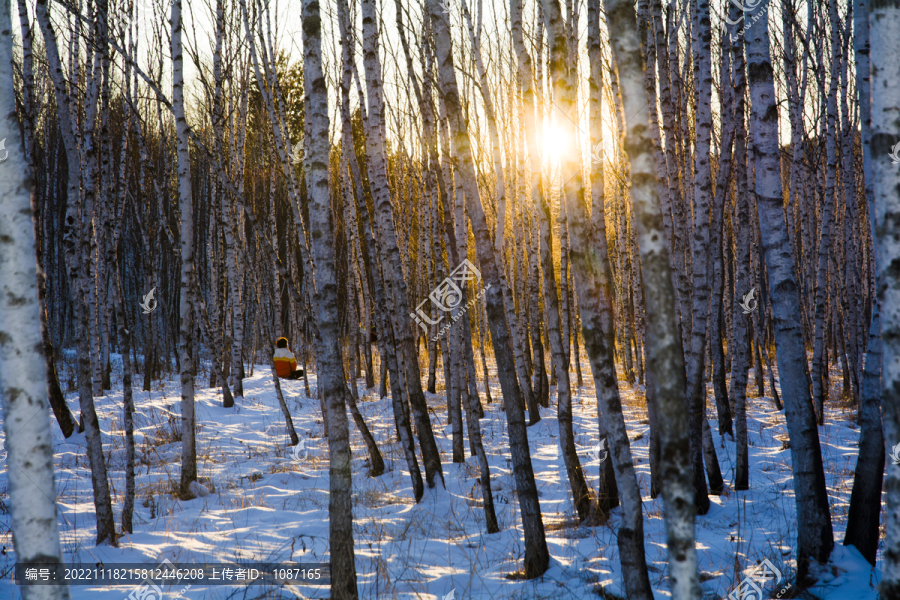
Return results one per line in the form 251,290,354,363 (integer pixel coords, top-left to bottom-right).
724,0,766,25
739,288,757,315
0,138,8,163
140,287,158,314
126,557,174,600
722,0,769,41
290,142,304,165
590,439,608,463
590,142,604,165
291,438,318,462
890,142,900,165
728,557,791,600
411,259,490,341
890,443,900,466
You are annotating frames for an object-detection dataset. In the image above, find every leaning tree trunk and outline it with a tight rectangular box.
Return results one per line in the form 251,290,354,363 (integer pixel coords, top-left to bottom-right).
35,0,117,546
359,0,443,488
587,0,623,513
745,0,834,581
428,0,550,577
604,0,702,596
0,7,71,594
302,1,358,596
17,0,76,438
339,0,423,501
461,1,538,422
843,0,885,568
263,288,300,449
100,106,137,532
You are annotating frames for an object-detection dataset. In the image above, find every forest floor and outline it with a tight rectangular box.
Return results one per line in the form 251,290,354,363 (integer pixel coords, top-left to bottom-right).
0,352,883,599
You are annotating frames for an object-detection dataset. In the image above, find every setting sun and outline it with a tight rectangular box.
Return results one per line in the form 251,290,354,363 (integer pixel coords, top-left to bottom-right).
541,122,571,163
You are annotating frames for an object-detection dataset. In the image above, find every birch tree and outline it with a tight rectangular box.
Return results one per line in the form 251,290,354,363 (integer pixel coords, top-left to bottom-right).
302,0,358,595
744,0,834,579
871,0,900,589
0,1,71,595
359,0,444,488
426,0,550,576
35,0,117,545
171,0,199,498
603,0,701,595
844,0,884,566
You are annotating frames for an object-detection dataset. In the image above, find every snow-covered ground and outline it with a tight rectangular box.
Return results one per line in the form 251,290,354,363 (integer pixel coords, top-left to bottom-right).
0,354,883,599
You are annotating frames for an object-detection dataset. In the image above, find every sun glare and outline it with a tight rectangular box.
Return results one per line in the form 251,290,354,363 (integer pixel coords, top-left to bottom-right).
542,123,570,163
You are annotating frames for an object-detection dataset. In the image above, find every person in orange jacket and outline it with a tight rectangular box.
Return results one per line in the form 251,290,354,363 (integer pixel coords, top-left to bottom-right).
273,337,304,379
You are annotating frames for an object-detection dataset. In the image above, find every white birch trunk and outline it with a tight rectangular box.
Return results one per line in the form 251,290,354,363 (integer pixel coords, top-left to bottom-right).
427,0,550,576
172,0,198,497
870,0,900,590
301,2,358,594
359,0,444,487
17,0,76,437
603,0,701,594
0,3,71,594
745,0,834,579
35,0,117,545
844,0,885,567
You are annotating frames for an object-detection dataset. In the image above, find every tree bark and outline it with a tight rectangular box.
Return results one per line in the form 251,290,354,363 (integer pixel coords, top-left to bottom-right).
745,0,834,579
35,0,117,545
172,0,198,498
339,0,423,501
843,0,885,568
360,0,443,488
545,0,654,594
17,0,76,438
605,0,701,595
0,5,72,592
428,0,550,577
302,2,358,595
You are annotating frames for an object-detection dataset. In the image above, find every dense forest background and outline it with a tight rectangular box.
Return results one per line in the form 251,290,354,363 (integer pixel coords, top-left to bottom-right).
2,0,900,597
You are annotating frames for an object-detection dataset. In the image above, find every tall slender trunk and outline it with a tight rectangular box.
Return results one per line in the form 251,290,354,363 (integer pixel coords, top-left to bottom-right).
604,0,701,595
811,0,841,424
707,39,733,436
461,0,538,421
512,0,588,519
17,0,76,437
35,0,117,545
587,0,623,514
729,8,752,489
302,2,358,595
341,0,423,501
172,0,198,498
682,0,715,515
843,0,884,568
527,210,549,408
745,0,834,579
544,0,653,594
